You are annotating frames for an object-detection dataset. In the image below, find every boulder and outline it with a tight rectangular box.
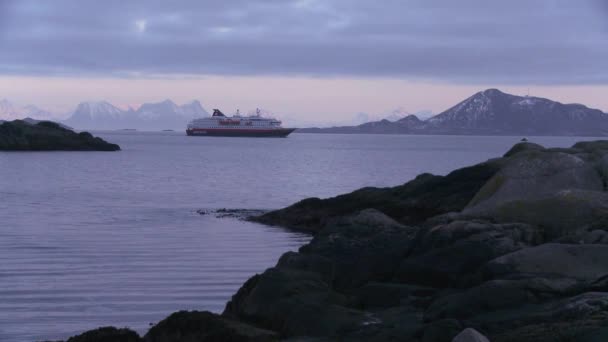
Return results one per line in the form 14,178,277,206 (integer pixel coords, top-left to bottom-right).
475,292,608,340
452,328,489,342
299,209,417,290
223,267,365,337
503,141,545,158
482,243,608,283
572,140,608,152
144,311,278,342
276,252,335,285
424,278,580,321
394,221,541,287
466,189,608,240
352,282,437,309
467,150,604,211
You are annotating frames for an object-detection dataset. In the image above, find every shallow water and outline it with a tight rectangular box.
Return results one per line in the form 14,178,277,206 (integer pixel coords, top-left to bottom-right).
0,132,596,341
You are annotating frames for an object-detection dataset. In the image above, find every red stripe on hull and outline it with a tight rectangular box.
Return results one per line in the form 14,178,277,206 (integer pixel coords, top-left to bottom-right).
186,128,295,137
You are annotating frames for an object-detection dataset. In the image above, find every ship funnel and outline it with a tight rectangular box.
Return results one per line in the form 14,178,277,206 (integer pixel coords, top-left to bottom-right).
212,109,226,117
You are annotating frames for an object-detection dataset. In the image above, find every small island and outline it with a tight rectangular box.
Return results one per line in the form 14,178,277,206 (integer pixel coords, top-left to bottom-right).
0,119,120,151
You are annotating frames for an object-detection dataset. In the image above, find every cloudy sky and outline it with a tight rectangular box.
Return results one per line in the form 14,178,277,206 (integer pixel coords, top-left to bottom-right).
1,0,607,123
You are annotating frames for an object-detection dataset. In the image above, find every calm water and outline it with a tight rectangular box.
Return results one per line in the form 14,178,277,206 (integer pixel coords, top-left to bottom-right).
0,132,596,341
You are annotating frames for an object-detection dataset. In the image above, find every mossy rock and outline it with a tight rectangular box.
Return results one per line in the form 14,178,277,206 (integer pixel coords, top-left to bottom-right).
252,160,503,233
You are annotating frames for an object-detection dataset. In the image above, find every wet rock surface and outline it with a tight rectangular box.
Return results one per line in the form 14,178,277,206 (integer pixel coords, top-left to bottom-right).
59,140,608,341
196,208,269,220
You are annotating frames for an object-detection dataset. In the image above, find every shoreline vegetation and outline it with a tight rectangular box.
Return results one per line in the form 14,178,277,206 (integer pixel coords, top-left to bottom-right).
49,139,608,341
0,120,120,151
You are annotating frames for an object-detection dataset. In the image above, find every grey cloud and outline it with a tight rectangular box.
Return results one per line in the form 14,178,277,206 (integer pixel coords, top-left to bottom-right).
0,0,607,84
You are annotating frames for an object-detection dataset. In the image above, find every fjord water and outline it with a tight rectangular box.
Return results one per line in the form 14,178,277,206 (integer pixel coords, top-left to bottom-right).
0,132,595,341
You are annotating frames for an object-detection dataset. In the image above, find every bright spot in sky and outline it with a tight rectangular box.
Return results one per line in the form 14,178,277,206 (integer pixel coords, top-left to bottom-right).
135,19,147,33
211,26,234,34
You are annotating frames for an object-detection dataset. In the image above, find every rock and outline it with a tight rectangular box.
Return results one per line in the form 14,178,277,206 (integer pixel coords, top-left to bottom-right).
421,319,463,342
503,141,545,157
276,252,335,285
394,221,541,287
66,327,141,342
224,267,364,337
572,140,608,152
482,243,608,284
577,327,608,342
467,189,608,240
225,211,424,338
580,229,608,244
0,120,120,151
144,311,278,342
252,160,503,233
299,209,418,290
467,150,604,211
409,221,541,254
476,292,608,340
452,328,489,342
196,209,269,220
556,228,608,244
424,278,580,321
353,282,437,309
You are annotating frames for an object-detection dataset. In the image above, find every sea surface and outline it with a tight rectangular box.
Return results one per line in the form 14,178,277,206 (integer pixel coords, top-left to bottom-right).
0,132,597,341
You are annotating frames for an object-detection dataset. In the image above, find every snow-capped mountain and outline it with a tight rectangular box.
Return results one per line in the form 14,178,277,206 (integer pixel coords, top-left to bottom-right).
382,108,411,122
63,99,209,130
63,101,125,130
179,100,208,117
0,99,56,121
426,89,608,135
299,89,608,136
396,114,424,128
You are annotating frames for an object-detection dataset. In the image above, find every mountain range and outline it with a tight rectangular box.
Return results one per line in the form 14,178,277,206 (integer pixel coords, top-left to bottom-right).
63,99,209,130
3,89,608,135
0,99,55,121
298,89,608,136
0,98,209,131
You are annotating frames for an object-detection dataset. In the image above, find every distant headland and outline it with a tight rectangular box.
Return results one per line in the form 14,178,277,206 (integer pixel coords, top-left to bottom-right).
299,89,608,136
0,119,120,151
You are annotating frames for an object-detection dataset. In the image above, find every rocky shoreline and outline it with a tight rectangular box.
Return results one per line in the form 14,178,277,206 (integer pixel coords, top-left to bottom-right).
52,140,608,341
0,120,120,151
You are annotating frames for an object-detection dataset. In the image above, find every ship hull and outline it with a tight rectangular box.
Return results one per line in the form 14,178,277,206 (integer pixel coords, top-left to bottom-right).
186,128,295,137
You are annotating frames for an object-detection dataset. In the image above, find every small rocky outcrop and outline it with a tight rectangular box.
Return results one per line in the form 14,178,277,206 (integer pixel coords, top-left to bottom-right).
0,120,120,151
144,311,278,342
66,327,141,342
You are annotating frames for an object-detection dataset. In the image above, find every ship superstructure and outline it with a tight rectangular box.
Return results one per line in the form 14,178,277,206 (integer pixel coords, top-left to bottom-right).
186,109,295,137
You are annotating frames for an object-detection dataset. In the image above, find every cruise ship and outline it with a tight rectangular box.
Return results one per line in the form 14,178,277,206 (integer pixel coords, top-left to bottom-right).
186,109,295,137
